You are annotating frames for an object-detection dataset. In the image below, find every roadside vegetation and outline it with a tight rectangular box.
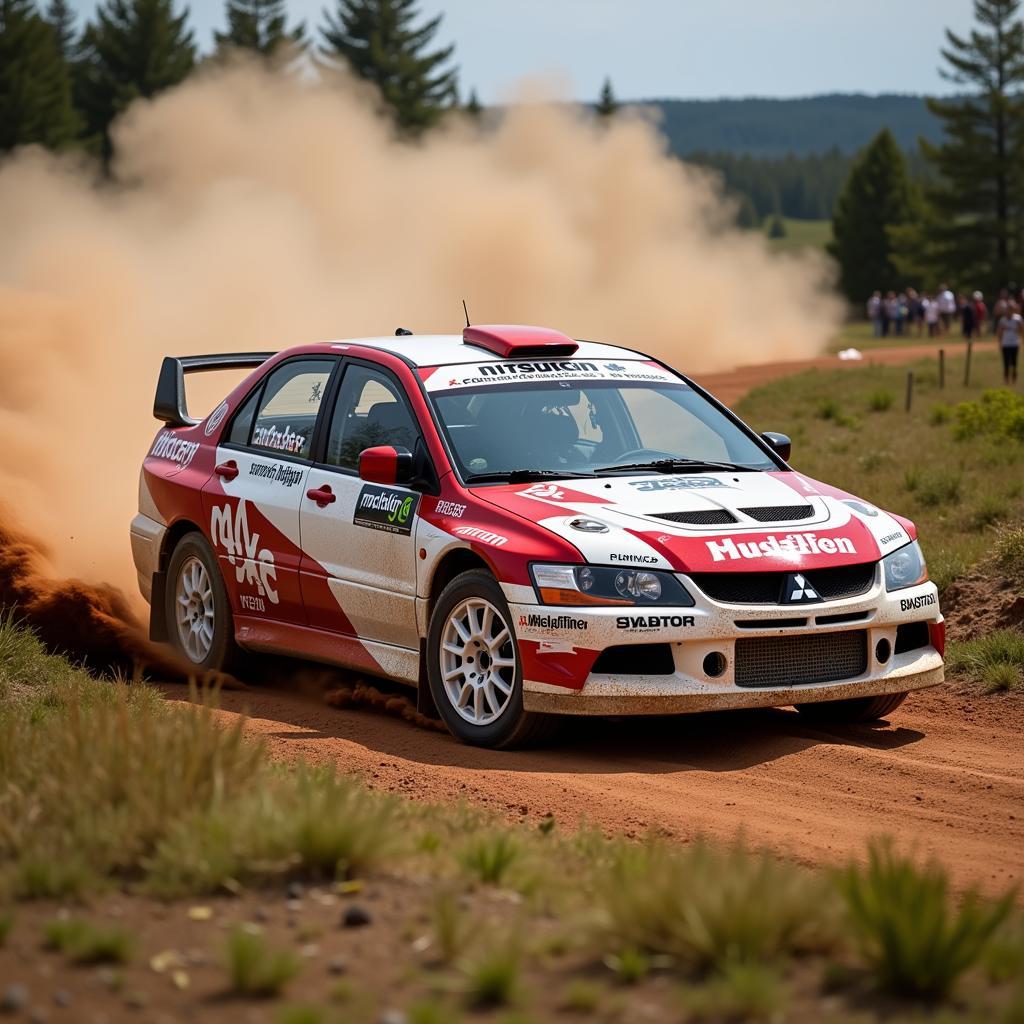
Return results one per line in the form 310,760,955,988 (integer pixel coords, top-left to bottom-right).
0,618,1021,1021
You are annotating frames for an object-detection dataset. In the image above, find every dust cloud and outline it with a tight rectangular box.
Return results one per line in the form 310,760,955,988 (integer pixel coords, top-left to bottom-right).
0,60,840,601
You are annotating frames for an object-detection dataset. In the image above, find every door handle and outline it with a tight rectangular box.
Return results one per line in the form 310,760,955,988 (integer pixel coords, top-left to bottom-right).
215,460,239,480
306,484,337,507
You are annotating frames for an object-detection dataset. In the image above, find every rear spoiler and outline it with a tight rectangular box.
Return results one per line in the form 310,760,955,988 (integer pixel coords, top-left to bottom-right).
154,352,275,427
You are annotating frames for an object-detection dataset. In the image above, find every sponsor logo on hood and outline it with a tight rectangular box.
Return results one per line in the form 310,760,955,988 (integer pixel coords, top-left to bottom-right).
706,533,857,562
631,477,730,492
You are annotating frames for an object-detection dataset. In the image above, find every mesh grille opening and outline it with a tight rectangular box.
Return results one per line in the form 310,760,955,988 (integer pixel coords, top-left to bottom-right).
591,644,675,676
895,621,930,654
652,509,737,525
734,630,867,688
738,504,814,522
690,562,877,605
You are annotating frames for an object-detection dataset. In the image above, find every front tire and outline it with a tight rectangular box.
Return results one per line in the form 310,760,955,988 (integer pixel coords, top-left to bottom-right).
426,569,557,748
795,692,907,723
164,531,240,673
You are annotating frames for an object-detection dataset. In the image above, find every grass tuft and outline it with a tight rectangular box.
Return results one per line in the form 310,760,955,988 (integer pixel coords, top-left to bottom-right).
917,469,963,508
947,630,1024,691
0,911,13,946
559,979,603,1013
275,1007,325,1024
462,932,522,1008
458,832,521,886
595,839,838,972
43,917,133,964
603,946,650,985
995,526,1024,577
224,927,301,998
867,389,894,412
970,496,1010,530
841,840,1013,1000
680,961,786,1022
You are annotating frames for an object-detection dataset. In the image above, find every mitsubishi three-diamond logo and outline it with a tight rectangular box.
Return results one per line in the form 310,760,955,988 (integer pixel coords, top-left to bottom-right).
782,573,820,603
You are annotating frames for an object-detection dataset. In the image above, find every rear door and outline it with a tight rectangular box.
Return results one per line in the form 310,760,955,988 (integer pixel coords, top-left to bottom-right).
299,360,423,649
203,357,337,625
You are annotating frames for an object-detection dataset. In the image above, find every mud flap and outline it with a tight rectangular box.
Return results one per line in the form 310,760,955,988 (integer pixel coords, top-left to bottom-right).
415,637,440,719
149,571,168,642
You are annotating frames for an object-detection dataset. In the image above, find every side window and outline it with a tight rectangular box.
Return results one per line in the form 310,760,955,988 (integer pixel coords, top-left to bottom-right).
325,365,420,470
227,388,261,446
249,359,334,459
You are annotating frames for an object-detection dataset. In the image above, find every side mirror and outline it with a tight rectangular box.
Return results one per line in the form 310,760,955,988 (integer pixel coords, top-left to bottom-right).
358,445,413,485
761,431,792,462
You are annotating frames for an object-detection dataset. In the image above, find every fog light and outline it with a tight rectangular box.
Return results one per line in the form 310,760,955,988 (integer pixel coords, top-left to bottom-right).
703,652,727,678
875,638,891,664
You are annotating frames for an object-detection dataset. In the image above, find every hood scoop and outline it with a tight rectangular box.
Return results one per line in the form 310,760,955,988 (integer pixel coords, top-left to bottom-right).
652,509,737,525
738,504,814,523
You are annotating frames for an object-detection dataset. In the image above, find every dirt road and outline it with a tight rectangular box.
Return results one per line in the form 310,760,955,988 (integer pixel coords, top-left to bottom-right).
179,683,1023,895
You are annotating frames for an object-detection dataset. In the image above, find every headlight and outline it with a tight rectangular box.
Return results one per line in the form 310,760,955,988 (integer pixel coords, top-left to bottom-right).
530,564,694,607
882,540,928,591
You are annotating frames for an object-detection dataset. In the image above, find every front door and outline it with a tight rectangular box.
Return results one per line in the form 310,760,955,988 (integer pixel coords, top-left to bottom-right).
299,361,423,650
203,357,336,625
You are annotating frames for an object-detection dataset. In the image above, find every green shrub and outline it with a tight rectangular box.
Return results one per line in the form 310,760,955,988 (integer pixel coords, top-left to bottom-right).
224,927,301,997
984,916,1024,983
595,839,838,972
955,390,1024,442
903,467,921,492
995,526,1024,577
43,917,133,965
917,470,963,508
817,397,842,421
930,404,953,425
459,832,521,885
947,630,1024,688
868,389,894,412
680,961,786,1022
970,496,1010,530
841,840,1013,1000
981,663,1022,694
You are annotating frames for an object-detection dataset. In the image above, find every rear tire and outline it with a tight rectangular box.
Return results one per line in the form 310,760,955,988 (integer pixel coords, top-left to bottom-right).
164,531,241,674
795,692,907,723
426,569,559,748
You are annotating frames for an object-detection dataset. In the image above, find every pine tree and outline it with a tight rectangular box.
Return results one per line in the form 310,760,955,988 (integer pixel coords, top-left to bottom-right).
828,129,914,301
904,0,1024,291
45,0,76,58
596,76,617,118
319,0,458,134
76,0,195,161
215,0,304,57
0,0,80,151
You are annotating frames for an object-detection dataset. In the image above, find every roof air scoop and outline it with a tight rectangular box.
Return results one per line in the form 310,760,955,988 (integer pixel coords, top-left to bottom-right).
463,324,579,359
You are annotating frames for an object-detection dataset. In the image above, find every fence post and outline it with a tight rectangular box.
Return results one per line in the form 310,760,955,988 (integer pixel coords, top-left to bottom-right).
963,341,973,387
905,371,914,412
939,348,945,389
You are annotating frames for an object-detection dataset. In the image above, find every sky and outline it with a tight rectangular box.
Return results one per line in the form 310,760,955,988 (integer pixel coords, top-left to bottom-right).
66,0,973,103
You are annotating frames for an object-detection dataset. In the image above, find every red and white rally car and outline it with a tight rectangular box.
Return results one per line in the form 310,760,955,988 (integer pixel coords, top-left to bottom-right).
131,325,944,747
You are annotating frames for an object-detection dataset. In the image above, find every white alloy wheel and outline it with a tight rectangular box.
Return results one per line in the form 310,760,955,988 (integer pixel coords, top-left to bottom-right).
174,554,216,663
439,597,517,725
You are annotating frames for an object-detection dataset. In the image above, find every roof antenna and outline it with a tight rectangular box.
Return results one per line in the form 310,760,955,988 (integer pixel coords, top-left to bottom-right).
462,299,471,328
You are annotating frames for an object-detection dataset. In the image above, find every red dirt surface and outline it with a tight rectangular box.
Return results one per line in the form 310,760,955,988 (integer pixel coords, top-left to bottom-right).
163,680,1024,899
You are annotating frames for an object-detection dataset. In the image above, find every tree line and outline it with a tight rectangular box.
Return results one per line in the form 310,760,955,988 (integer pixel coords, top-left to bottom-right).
830,0,1024,302
0,0,464,158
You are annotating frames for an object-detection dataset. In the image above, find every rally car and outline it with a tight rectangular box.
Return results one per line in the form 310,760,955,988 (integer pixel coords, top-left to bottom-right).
130,325,944,747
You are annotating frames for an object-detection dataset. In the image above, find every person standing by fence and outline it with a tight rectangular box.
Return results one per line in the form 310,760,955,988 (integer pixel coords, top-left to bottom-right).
996,301,1021,385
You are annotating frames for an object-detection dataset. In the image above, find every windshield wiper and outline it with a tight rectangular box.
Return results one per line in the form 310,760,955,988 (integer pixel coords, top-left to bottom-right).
464,469,595,484
593,458,758,475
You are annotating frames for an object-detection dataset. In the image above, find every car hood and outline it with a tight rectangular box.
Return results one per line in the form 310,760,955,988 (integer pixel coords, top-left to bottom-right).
473,470,912,573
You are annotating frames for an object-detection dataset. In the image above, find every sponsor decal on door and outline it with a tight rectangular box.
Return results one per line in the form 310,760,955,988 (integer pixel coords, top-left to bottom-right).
210,501,279,607
353,484,419,535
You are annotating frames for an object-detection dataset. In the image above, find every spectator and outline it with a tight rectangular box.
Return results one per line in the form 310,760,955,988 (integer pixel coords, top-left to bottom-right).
867,291,883,337
906,287,924,337
924,294,940,337
936,283,956,333
997,301,1021,385
972,290,987,335
992,289,1009,335
882,290,898,337
959,292,977,340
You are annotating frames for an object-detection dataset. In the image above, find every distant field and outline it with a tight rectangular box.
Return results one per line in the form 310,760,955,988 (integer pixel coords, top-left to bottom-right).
763,217,832,252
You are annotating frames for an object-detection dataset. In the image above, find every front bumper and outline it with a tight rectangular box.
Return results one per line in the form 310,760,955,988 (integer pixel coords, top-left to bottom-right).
510,574,943,715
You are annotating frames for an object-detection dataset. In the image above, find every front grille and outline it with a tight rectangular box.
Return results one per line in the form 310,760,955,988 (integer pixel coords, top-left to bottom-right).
734,630,867,688
738,504,814,522
690,562,877,604
653,509,737,525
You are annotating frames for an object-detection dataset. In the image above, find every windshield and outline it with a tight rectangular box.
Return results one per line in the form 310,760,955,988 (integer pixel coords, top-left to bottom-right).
426,363,776,481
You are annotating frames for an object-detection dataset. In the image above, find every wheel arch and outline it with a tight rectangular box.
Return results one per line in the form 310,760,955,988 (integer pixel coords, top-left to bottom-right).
149,517,207,642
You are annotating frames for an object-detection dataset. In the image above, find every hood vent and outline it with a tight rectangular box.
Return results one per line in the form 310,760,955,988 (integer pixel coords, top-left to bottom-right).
738,504,813,523
653,509,737,525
